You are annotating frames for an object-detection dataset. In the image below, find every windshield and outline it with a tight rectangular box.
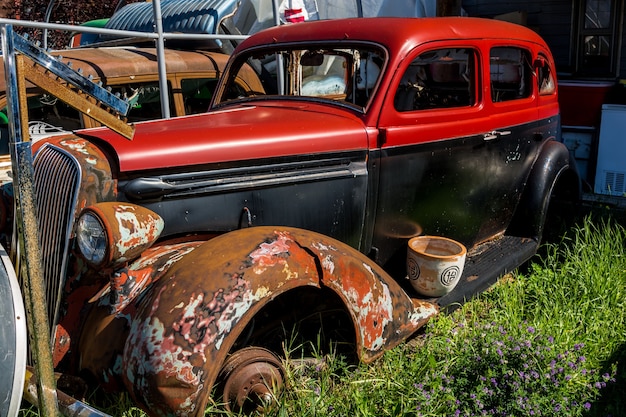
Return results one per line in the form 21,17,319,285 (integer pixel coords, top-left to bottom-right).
214,45,386,111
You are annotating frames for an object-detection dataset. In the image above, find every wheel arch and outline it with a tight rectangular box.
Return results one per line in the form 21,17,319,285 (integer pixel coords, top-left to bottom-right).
507,140,581,240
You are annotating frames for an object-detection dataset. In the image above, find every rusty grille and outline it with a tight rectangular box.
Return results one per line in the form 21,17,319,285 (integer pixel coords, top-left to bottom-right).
32,145,81,335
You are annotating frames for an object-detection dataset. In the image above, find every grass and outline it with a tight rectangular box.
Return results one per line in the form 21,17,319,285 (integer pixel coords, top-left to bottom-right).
19,216,626,416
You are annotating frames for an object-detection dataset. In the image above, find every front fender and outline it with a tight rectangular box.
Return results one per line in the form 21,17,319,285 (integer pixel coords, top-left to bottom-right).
122,226,437,416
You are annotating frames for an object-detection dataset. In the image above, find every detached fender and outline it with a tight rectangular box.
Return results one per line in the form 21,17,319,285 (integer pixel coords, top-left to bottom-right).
122,226,437,416
508,140,580,239
0,244,26,417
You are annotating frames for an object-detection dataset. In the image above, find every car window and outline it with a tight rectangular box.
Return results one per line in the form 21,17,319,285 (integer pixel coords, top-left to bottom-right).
112,81,173,122
217,46,385,110
394,48,476,112
490,47,532,102
537,54,556,96
26,94,83,131
181,78,218,115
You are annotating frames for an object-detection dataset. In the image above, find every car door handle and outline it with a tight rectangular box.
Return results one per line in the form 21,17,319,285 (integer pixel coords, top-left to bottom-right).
483,130,511,141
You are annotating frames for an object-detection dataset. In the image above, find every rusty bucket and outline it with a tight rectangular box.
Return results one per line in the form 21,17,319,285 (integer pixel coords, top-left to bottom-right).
407,236,467,297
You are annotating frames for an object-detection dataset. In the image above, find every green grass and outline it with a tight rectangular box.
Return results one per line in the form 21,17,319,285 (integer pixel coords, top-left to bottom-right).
263,217,625,417
19,216,626,416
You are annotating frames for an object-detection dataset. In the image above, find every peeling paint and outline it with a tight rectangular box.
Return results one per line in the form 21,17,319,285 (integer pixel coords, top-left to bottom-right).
60,138,91,155
248,231,292,274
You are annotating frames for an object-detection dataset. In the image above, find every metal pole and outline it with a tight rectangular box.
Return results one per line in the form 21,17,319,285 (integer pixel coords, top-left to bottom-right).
0,18,248,44
152,0,170,119
0,24,60,417
272,0,285,94
43,0,56,50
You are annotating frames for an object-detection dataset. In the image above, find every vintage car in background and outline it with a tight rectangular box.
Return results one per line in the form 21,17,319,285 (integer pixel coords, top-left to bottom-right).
0,46,261,150
0,45,261,183
0,16,579,416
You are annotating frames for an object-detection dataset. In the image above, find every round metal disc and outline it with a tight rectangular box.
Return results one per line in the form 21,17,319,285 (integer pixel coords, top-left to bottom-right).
0,244,27,417
219,347,285,413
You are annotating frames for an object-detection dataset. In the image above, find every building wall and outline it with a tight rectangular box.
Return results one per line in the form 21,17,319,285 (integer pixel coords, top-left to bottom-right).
462,0,626,81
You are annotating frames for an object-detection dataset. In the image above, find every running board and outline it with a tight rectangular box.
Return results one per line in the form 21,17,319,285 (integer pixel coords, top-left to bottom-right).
395,235,539,311
436,235,538,310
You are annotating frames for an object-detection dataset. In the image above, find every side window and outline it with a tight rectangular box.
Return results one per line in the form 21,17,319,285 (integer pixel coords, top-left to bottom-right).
111,82,173,122
490,47,532,102
394,48,476,112
537,54,556,96
181,78,218,115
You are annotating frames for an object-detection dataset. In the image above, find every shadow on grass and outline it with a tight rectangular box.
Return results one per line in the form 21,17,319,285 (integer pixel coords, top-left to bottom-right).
585,343,626,417
542,194,626,245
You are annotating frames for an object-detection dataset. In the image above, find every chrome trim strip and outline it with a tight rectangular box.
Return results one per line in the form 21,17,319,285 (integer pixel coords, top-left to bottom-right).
124,157,368,200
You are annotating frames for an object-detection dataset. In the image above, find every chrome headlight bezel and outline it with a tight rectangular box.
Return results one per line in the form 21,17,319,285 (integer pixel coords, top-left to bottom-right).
75,203,164,268
76,211,108,266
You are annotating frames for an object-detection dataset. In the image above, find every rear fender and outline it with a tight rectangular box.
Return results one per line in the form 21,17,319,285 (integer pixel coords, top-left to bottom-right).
122,226,437,416
507,140,579,239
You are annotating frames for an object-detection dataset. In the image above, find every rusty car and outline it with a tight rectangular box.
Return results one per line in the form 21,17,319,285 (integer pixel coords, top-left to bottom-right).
0,16,579,416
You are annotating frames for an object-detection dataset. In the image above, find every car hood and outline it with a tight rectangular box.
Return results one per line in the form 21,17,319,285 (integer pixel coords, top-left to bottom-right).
75,102,369,172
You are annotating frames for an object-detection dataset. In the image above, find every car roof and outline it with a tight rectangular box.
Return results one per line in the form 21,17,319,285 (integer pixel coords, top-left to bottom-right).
236,17,549,54
0,46,231,91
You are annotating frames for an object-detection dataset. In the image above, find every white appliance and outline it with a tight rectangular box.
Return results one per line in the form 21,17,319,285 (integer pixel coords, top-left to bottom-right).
594,104,626,196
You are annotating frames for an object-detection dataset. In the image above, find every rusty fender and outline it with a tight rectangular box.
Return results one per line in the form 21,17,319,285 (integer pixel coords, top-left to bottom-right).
77,240,203,391
122,226,437,416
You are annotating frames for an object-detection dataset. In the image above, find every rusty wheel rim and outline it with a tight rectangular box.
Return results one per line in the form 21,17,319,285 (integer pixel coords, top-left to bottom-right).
220,347,285,413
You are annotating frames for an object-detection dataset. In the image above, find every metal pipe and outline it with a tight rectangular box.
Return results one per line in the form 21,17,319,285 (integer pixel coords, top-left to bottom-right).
272,0,285,95
43,0,56,50
151,0,170,119
0,18,248,43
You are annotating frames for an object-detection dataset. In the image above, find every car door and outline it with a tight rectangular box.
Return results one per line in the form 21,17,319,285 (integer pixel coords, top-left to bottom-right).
373,40,540,264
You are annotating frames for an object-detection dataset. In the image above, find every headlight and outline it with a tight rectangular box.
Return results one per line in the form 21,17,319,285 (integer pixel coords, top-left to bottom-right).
76,203,164,268
76,212,107,265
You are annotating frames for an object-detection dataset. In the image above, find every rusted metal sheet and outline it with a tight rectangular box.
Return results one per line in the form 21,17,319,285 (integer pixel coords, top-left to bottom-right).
117,226,436,416
3,26,60,417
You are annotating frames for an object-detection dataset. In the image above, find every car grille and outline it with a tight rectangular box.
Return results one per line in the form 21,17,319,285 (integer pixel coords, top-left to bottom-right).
32,145,81,337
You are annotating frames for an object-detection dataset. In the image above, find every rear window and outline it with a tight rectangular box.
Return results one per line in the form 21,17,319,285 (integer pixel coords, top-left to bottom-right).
537,54,556,96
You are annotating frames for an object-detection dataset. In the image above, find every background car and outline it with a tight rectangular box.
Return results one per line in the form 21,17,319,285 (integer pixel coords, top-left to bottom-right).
0,46,262,151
